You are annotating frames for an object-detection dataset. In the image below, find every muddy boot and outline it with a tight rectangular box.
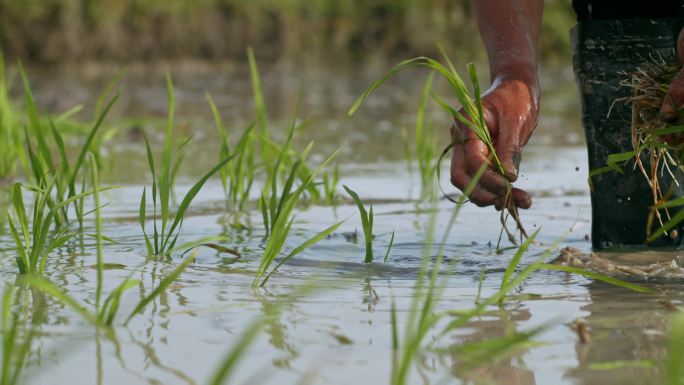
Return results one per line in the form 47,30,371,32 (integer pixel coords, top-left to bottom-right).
572,19,684,250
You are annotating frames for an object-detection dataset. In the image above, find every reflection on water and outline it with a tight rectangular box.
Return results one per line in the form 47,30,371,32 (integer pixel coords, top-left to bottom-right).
565,281,675,385
2,61,681,385
450,304,537,385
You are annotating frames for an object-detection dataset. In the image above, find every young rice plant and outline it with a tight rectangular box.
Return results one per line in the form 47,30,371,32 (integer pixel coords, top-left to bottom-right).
21,154,200,327
343,185,394,263
139,75,235,256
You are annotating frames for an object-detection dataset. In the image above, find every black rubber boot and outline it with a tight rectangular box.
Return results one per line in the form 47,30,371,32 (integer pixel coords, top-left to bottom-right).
572,19,684,250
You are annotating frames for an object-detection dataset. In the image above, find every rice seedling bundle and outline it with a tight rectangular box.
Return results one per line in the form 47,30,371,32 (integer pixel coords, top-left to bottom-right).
593,60,684,241
624,62,684,229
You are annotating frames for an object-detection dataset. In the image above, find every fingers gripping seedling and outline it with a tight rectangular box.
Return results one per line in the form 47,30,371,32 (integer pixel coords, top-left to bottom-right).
348,52,529,245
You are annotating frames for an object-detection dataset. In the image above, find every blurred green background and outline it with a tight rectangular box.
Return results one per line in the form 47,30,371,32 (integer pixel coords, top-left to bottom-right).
0,0,575,64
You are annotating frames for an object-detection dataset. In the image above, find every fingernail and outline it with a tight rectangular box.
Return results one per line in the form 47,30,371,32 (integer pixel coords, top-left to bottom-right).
505,152,522,180
512,152,522,170
661,111,677,121
504,164,518,180
661,100,677,120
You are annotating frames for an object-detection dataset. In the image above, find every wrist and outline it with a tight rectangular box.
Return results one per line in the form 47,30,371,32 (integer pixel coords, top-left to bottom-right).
491,64,540,106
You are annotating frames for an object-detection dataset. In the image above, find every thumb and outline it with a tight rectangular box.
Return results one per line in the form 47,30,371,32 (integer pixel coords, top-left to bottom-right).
661,93,677,121
661,69,684,121
494,119,523,182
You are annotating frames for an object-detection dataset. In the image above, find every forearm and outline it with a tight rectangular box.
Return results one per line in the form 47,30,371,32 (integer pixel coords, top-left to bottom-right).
471,0,543,93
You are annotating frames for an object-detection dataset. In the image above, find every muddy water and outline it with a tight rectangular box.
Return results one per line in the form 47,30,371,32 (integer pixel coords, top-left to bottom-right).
3,62,683,385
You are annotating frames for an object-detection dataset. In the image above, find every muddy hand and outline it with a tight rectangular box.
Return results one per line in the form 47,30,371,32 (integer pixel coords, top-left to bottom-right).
449,73,539,210
661,27,684,120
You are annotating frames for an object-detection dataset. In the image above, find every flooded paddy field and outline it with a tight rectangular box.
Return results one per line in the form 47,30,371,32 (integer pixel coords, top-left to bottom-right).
1,61,683,385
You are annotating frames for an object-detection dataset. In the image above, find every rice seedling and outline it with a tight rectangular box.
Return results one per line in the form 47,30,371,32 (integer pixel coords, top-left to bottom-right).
87,152,136,325
347,50,528,245
262,133,323,204
248,47,270,169
390,165,486,385
259,106,314,237
86,71,124,174
254,213,343,288
0,286,36,385
0,55,24,182
405,72,438,199
321,163,340,206
390,206,462,382
342,185,373,264
666,311,684,385
139,75,236,257
342,185,394,263
207,94,256,219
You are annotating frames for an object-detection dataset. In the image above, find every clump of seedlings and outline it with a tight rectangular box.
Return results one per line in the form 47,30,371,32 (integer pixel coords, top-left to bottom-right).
19,64,118,233
139,75,235,256
254,167,343,287
247,48,326,206
348,52,528,245
207,94,256,223
254,123,344,287
7,181,99,275
259,121,304,238
21,154,199,327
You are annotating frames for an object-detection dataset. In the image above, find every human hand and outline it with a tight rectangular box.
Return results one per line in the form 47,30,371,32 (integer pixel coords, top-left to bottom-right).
660,27,684,120
449,72,539,209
